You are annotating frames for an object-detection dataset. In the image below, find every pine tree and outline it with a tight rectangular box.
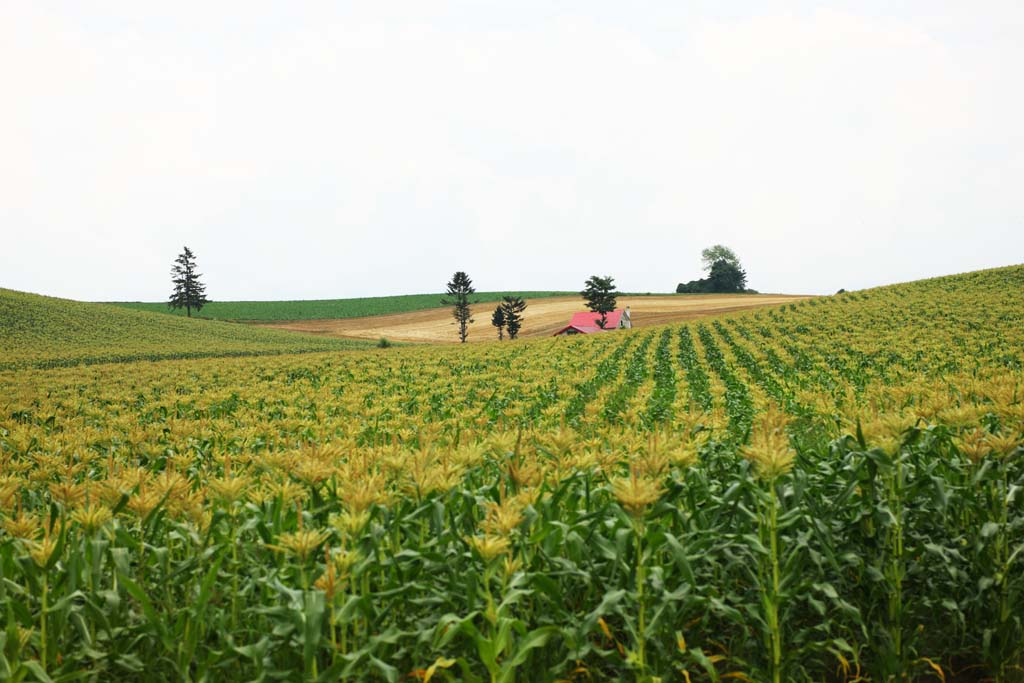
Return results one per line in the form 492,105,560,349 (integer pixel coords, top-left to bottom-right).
500,296,527,339
441,271,476,343
581,275,617,329
491,305,506,340
168,246,210,317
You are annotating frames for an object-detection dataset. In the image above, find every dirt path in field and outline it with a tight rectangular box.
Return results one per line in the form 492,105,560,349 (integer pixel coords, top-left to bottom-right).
256,294,809,344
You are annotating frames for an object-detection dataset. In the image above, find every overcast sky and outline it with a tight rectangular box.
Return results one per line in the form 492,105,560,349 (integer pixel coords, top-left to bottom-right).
2,2,1022,301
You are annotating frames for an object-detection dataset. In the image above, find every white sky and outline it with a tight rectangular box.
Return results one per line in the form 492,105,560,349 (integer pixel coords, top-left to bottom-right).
2,1,1022,300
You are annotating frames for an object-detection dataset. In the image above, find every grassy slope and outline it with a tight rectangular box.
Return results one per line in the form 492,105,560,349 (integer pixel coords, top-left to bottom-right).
0,288,366,370
110,291,576,321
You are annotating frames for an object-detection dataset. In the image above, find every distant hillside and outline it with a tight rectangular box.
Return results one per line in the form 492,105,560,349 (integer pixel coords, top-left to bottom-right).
109,291,576,322
260,293,807,344
0,289,365,370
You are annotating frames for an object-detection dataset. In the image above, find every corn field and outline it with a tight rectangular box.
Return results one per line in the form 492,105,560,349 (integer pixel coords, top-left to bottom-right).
1,266,1022,682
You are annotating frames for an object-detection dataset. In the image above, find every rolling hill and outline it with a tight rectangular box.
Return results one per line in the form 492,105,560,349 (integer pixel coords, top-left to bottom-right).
260,292,808,343
0,288,365,370
109,291,576,321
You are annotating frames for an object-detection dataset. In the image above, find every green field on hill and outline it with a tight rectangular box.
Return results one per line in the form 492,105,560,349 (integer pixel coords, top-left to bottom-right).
110,291,576,321
0,288,365,370
1,266,1022,681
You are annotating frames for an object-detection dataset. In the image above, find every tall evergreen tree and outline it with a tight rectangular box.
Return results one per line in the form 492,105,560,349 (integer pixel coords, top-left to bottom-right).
491,305,506,340
500,296,527,339
441,271,476,342
581,275,618,329
168,246,210,317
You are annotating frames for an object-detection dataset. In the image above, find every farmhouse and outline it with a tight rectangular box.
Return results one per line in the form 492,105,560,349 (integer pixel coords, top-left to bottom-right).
553,307,632,336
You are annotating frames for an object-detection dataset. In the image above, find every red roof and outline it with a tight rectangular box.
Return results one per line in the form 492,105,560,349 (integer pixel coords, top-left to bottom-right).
569,310,623,328
553,310,624,336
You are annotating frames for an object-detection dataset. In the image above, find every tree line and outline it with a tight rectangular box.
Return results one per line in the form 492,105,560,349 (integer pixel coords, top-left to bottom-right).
161,247,620,341
164,243,752,343
443,271,619,342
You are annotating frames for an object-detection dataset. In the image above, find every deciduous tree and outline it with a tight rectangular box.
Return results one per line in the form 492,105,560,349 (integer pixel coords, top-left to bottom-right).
700,244,740,272
581,275,618,329
707,259,747,293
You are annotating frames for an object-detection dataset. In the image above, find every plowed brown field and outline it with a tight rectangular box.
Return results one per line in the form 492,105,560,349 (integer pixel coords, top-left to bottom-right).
258,294,809,344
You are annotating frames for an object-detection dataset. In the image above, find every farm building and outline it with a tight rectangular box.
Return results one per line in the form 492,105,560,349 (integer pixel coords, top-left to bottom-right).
553,307,632,336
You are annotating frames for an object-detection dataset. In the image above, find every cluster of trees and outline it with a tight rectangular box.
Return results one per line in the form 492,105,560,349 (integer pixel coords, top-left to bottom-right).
490,297,527,340
441,271,529,342
676,245,752,294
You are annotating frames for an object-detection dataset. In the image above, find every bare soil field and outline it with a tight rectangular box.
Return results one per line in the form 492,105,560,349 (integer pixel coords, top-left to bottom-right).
258,293,810,344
